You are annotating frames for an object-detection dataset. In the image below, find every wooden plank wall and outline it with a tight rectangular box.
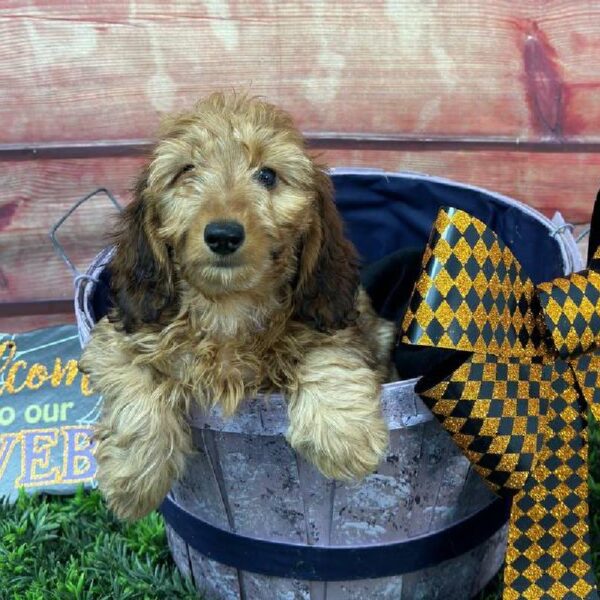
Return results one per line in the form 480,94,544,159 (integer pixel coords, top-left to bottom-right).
2,1,600,331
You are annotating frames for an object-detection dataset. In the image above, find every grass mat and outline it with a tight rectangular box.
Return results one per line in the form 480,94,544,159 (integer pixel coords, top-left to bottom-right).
0,487,197,600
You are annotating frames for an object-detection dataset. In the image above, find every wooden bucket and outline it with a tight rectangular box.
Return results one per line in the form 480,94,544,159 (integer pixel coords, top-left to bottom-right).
163,391,510,600
74,169,582,600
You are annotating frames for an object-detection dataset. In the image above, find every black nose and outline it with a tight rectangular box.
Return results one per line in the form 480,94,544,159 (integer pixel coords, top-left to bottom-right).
204,221,245,255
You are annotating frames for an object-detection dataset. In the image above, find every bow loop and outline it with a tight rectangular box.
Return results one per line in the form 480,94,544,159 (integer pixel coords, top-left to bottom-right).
402,207,545,359
536,267,600,360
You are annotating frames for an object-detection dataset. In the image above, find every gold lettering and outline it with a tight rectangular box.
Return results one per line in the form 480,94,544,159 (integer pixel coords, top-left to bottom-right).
50,358,79,387
80,373,94,396
0,433,19,480
5,360,27,394
0,341,97,399
0,340,18,395
0,341,16,382
25,364,49,391
16,429,61,487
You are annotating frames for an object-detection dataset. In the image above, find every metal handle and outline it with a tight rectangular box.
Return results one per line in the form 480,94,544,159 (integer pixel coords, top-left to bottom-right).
49,187,122,276
576,226,591,244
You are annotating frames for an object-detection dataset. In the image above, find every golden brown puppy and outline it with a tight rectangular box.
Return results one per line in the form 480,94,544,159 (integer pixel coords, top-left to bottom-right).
81,93,395,521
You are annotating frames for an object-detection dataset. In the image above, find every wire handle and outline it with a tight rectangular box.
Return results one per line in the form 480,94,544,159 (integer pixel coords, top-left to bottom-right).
49,187,122,276
576,226,591,244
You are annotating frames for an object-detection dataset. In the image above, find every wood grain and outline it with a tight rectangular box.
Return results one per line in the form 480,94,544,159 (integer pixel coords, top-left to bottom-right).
2,1,600,143
0,312,75,333
0,157,135,305
322,149,599,223
4,0,600,322
0,150,595,306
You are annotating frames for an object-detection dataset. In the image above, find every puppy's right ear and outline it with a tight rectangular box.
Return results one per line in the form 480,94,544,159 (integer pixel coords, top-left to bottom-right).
108,170,178,333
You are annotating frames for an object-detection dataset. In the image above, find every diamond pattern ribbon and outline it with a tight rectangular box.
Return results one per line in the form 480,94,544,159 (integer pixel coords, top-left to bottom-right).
402,207,600,599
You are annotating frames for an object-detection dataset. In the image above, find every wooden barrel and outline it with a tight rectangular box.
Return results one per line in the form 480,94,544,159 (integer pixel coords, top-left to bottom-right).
73,169,583,600
163,389,509,600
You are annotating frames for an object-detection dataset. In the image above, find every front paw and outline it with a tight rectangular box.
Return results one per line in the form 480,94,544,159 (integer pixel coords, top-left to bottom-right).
94,432,179,521
287,412,389,481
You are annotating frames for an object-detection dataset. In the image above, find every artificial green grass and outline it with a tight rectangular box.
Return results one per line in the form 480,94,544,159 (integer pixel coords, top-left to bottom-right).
1,414,599,599
0,487,198,600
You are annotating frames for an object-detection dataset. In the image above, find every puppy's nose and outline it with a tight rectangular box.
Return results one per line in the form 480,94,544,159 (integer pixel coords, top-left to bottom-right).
204,221,245,255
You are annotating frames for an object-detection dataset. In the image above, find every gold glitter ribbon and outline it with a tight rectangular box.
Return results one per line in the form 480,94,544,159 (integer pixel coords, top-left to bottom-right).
402,207,600,599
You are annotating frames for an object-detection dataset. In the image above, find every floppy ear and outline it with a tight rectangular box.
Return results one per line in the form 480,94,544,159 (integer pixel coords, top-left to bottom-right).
108,171,178,333
293,168,360,332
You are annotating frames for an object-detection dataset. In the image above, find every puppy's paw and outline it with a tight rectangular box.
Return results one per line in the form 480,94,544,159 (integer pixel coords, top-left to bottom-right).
287,409,389,481
94,428,185,521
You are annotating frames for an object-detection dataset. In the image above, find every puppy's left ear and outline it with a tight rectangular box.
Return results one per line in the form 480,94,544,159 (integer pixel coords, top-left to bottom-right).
293,168,360,332
108,170,178,332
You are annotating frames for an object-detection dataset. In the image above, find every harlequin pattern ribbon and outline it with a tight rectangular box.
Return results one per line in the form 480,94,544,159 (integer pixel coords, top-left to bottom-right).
402,207,600,599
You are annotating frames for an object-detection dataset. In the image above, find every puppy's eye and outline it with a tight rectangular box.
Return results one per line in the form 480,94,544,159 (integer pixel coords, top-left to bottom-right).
172,164,195,185
255,167,277,189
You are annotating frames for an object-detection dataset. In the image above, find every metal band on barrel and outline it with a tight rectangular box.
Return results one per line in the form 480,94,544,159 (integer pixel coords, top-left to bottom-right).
160,494,510,581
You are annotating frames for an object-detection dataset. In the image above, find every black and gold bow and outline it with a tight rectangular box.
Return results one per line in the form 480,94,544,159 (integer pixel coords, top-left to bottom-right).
402,207,600,599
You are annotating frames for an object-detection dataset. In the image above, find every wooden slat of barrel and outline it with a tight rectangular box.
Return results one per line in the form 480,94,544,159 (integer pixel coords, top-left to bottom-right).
399,540,496,600
171,423,327,599
185,545,242,600
240,564,312,599
171,428,244,599
429,455,474,528
411,447,484,592
175,429,234,528
295,460,336,600
215,431,307,542
165,528,194,583
392,408,505,598
471,526,509,596
456,469,509,594
328,427,425,545
184,542,243,600
315,428,427,599
295,457,337,547
404,423,462,537
324,427,496,599
214,431,313,599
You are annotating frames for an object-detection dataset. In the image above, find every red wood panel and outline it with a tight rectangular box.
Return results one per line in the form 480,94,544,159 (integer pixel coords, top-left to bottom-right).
0,157,140,305
1,150,595,306
2,1,600,143
0,312,75,333
323,149,598,223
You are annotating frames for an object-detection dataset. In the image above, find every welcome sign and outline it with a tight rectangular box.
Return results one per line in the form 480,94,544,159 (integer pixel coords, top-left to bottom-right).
0,325,101,500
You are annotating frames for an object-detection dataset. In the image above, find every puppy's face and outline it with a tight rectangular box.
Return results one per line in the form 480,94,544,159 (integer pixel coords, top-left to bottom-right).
144,95,317,295
110,93,360,334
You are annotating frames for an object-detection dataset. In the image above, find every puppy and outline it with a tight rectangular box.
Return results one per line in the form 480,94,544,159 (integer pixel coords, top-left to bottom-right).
81,93,395,521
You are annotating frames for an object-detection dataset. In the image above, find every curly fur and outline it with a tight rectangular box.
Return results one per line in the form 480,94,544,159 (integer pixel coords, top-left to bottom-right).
81,93,395,521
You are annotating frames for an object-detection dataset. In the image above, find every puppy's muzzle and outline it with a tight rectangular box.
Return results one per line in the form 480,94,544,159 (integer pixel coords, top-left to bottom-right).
204,221,245,255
